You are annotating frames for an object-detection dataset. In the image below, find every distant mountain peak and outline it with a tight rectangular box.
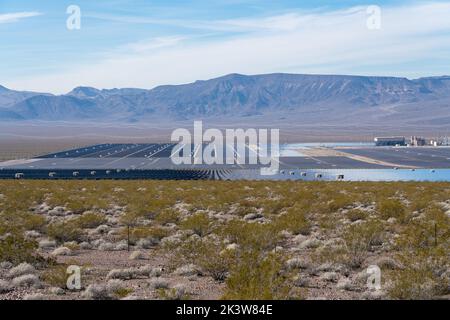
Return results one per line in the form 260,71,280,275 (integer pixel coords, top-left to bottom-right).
221,73,248,79
71,86,99,91
67,86,101,98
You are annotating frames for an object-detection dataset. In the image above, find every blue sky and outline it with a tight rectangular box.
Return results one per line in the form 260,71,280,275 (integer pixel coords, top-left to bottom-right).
1,0,449,93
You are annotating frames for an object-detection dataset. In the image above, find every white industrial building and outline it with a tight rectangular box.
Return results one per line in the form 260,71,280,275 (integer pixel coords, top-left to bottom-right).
374,137,406,146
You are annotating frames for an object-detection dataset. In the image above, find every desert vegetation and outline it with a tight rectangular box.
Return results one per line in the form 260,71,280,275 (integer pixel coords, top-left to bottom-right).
0,180,448,300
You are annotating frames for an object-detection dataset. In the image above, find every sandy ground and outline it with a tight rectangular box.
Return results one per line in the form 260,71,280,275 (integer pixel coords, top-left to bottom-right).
55,250,224,300
299,148,417,169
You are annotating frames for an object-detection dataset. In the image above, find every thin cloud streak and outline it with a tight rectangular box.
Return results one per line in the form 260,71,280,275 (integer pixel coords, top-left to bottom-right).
0,12,42,24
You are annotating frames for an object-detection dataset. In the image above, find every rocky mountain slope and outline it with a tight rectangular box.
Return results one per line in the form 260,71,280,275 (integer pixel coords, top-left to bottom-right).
1,74,450,123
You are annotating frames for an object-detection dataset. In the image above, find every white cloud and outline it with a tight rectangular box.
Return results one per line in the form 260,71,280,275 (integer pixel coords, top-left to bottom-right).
124,36,187,53
5,2,450,94
0,12,42,24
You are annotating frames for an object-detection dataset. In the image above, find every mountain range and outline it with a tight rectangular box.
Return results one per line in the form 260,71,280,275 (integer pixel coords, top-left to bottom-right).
1,73,450,125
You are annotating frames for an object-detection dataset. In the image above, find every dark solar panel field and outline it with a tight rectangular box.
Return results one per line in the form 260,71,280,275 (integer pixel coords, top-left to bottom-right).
39,143,175,159
1,144,450,180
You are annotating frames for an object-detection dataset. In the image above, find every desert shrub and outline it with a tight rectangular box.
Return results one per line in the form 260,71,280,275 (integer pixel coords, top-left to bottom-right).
174,264,200,276
409,198,431,213
260,200,289,215
202,249,235,282
106,279,133,299
41,264,69,289
170,237,201,267
73,212,106,229
22,214,47,233
388,268,445,299
52,246,72,256
119,211,141,227
12,274,41,288
388,247,448,299
145,226,170,240
0,233,38,264
122,226,149,244
54,192,108,214
397,222,442,250
234,204,258,217
114,287,133,299
64,198,92,214
82,284,107,300
120,226,170,245
285,257,310,270
157,285,189,300
311,246,349,264
171,237,234,281
126,202,156,220
7,262,36,278
47,220,84,243
223,252,291,300
64,242,80,251
342,219,384,268
274,207,310,235
346,209,368,222
221,220,279,251
326,194,354,212
389,206,449,299
149,278,169,290
423,206,450,241
0,210,46,234
180,212,212,237
155,208,180,225
396,206,449,250
379,199,408,222
316,212,339,231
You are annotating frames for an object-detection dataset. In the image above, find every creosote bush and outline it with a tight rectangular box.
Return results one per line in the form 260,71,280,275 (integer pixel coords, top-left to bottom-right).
346,209,368,222
221,220,279,252
47,220,84,243
388,247,449,299
121,226,170,244
170,237,234,282
0,233,38,264
388,206,449,299
223,252,292,300
342,219,384,268
73,212,106,229
379,199,408,223
274,206,310,235
155,209,180,225
41,264,69,289
180,212,212,237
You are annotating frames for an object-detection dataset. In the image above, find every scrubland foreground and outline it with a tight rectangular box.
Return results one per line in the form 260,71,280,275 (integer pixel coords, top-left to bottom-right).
0,180,448,300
